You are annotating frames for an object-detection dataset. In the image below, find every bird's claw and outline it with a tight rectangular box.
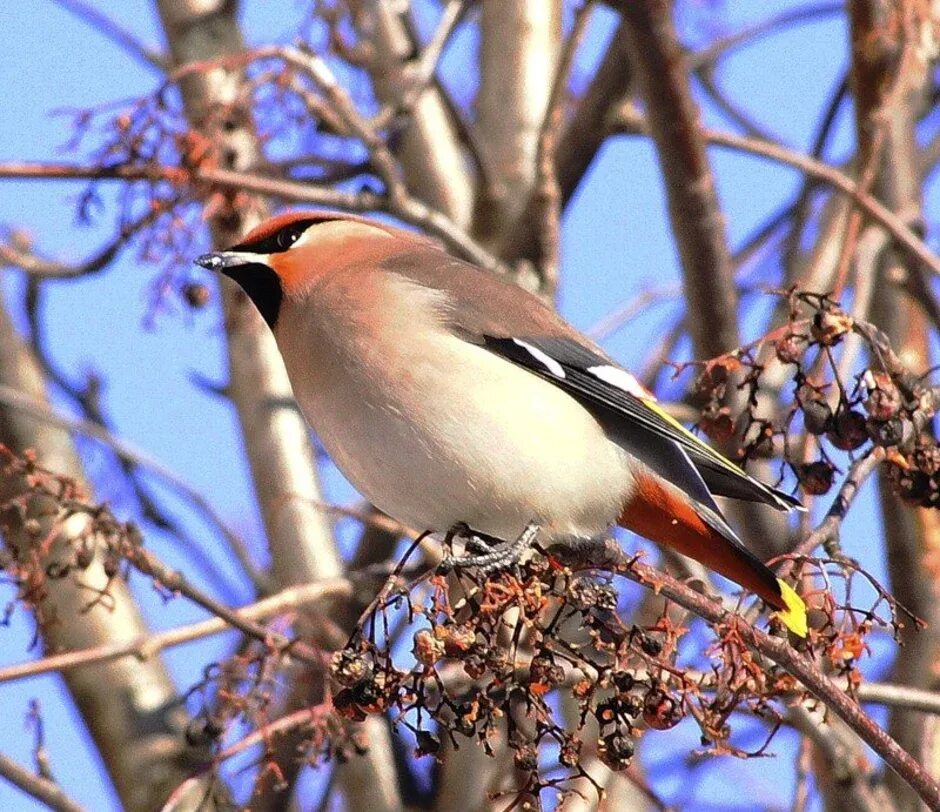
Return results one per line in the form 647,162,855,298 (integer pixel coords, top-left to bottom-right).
439,522,541,575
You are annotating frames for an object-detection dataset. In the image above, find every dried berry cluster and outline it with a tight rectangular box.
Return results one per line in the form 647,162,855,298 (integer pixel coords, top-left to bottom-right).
51,45,376,318
325,539,918,807
686,291,940,507
60,95,209,303
1,445,919,806
328,552,801,805
184,652,360,781
0,447,128,624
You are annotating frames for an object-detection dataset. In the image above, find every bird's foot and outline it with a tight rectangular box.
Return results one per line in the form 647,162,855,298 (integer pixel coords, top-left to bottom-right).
440,522,541,575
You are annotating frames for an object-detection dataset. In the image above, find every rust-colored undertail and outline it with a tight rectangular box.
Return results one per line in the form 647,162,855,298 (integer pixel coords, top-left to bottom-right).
618,473,785,611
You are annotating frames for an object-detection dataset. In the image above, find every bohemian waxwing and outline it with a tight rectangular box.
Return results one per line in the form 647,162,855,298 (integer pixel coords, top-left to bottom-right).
195,211,807,636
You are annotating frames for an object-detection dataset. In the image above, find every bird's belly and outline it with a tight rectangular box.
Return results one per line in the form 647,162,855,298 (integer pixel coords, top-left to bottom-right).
288,330,632,542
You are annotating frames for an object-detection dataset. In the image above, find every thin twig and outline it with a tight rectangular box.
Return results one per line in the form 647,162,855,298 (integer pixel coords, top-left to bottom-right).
532,0,596,293
0,578,353,684
20,279,244,597
372,0,468,129
787,705,881,809
124,541,323,667
688,2,843,71
694,64,779,143
620,0,739,358
273,46,406,205
859,682,940,716
784,72,849,276
160,705,329,812
0,202,171,279
0,161,505,274
0,382,268,592
0,752,85,812
609,114,940,281
499,18,634,263
586,284,683,341
791,448,885,559
49,0,167,71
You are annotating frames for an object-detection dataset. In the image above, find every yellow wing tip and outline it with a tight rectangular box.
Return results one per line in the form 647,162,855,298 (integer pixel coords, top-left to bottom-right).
775,579,808,637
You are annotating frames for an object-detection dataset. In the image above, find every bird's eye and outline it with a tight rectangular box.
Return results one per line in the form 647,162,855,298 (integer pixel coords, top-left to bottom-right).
275,226,304,251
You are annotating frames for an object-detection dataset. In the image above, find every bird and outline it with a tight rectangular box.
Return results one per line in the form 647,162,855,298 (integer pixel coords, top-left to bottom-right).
195,210,807,637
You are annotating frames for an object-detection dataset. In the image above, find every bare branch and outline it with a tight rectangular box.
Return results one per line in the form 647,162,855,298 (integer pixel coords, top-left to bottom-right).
501,18,634,264
0,161,506,273
844,4,940,804
273,46,406,204
475,0,561,250
620,0,739,358
687,2,844,72
1,211,148,279
609,115,940,282
791,448,886,559
0,752,86,812
531,1,597,292
372,0,468,131
859,682,940,716
346,0,476,226
787,705,885,811
0,578,354,684
50,0,168,71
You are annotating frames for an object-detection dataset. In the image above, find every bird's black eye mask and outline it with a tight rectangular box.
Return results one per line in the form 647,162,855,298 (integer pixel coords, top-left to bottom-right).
233,217,325,255
200,216,343,328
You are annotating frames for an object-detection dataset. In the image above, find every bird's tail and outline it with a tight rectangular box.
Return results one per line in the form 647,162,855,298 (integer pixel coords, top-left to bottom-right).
618,476,807,637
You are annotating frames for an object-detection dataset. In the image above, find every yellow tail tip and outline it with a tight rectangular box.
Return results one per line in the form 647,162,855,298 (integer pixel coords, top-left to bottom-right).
774,579,808,637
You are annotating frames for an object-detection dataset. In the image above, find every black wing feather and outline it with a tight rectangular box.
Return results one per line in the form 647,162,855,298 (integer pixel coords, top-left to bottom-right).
480,335,802,512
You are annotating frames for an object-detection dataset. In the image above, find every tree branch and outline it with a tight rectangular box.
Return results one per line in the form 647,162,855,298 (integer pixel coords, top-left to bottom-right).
49,0,168,71
346,0,476,227
475,0,561,251
620,0,739,358
608,114,940,283
0,752,85,812
0,299,221,810
501,18,634,264
551,538,940,809
0,578,354,684
0,161,505,274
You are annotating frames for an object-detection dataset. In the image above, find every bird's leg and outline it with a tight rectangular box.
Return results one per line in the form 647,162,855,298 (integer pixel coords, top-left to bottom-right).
463,530,503,556
440,521,541,574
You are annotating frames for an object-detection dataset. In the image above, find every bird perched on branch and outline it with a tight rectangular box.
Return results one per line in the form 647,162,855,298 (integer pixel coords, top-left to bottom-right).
196,211,807,637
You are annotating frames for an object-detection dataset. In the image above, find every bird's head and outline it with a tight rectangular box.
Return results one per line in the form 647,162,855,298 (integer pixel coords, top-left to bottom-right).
194,210,403,327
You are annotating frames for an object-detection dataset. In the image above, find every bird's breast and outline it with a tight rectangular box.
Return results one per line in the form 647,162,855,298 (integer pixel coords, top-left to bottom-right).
275,271,633,540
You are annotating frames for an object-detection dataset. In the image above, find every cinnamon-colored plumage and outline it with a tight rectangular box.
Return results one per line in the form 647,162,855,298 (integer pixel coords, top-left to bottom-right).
619,474,777,605
195,211,807,636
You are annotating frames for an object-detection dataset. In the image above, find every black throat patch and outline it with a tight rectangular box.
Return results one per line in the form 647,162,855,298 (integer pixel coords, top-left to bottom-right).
222,262,283,328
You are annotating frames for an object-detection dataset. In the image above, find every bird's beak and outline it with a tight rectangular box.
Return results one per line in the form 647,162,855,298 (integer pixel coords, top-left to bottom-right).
194,251,269,275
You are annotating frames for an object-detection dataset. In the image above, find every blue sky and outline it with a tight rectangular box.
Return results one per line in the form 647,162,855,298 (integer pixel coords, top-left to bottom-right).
0,2,905,809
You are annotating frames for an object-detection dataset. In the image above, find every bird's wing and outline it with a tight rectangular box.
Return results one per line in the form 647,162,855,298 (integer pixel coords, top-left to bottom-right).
380,254,807,635
481,334,804,622
478,335,803,513
379,249,800,512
